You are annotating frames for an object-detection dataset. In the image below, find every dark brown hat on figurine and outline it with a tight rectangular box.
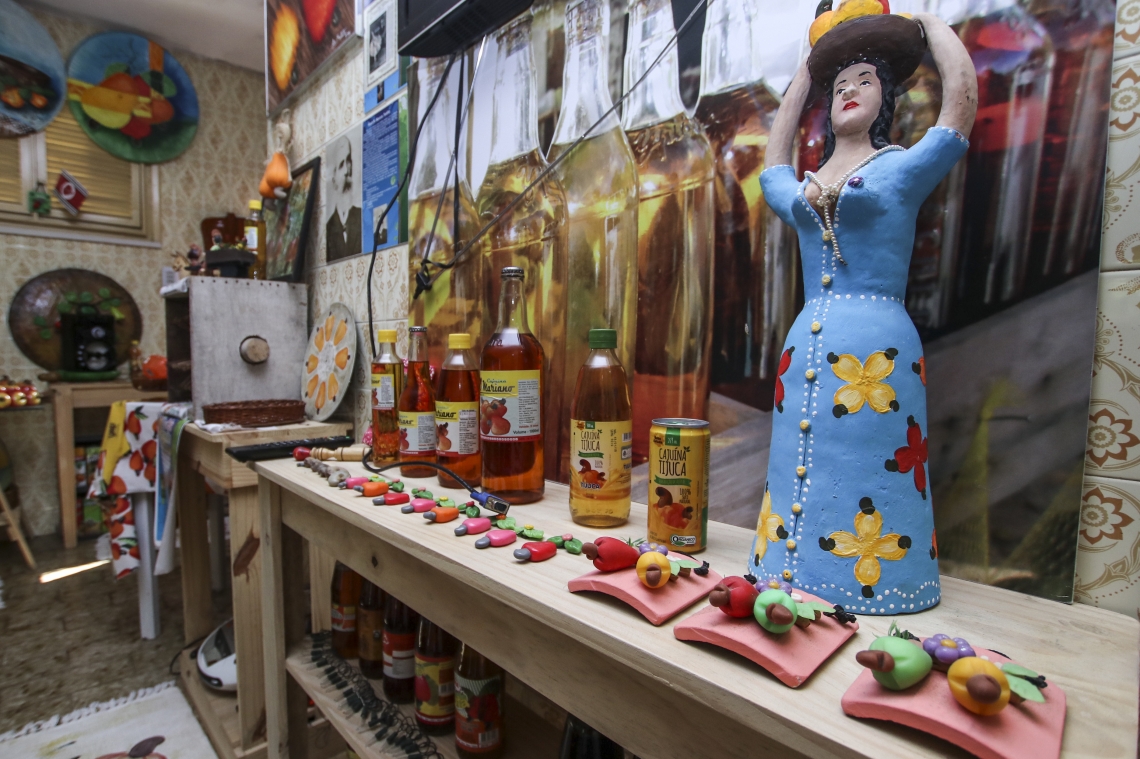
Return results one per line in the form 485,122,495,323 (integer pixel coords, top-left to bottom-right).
808,14,927,88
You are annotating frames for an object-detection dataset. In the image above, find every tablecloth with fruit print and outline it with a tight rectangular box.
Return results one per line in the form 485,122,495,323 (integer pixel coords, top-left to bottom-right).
87,402,162,579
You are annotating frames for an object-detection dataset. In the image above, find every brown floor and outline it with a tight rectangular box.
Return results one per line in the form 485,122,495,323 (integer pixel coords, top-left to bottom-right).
0,534,231,733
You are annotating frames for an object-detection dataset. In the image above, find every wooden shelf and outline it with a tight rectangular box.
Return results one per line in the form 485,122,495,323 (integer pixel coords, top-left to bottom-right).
285,640,562,759
257,458,1140,759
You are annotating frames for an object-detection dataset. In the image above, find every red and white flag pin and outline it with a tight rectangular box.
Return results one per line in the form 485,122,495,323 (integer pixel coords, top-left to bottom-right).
53,170,88,216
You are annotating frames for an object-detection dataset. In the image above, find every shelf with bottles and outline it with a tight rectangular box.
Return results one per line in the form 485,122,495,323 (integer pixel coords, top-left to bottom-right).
284,637,561,759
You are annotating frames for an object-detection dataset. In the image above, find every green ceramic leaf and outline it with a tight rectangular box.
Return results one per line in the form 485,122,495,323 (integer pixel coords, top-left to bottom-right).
677,560,701,569
109,298,122,307
389,481,405,493
98,287,111,298
79,291,93,303
436,497,455,507
65,292,79,302
800,601,835,614
565,538,583,555
80,305,96,315
495,517,516,531
464,505,480,518
1006,675,1045,703
33,315,47,326
39,329,52,340
1000,663,1039,679
669,559,681,577
547,536,565,548
521,527,544,540
56,300,71,313
796,603,823,621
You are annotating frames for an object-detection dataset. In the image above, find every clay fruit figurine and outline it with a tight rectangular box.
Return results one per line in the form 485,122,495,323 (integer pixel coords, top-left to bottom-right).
947,657,1010,716
922,633,976,671
709,576,759,619
753,588,798,634
636,551,672,589
581,537,640,572
856,635,933,691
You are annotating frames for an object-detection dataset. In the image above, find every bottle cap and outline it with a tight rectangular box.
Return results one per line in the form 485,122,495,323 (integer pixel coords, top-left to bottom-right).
501,266,525,280
448,333,472,349
588,328,617,349
376,329,397,343
409,325,427,333
248,199,262,210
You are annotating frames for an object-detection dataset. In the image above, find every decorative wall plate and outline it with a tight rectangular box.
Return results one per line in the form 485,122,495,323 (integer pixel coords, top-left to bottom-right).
66,31,198,163
302,303,355,421
8,268,142,370
0,0,66,137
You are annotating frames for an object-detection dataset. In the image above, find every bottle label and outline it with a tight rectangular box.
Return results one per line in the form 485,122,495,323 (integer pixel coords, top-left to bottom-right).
570,420,633,495
414,654,456,721
399,411,437,453
357,609,384,662
330,604,356,633
244,227,258,250
382,630,416,679
479,370,541,442
372,372,395,410
454,673,503,751
436,401,479,457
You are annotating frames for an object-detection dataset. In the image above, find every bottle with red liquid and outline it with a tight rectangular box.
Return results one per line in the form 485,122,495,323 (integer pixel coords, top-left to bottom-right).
370,329,403,464
696,0,796,408
1026,0,1114,286
950,0,1054,327
330,562,362,659
454,644,505,758
399,326,437,477
382,595,420,703
435,333,481,488
357,579,385,678
414,618,458,734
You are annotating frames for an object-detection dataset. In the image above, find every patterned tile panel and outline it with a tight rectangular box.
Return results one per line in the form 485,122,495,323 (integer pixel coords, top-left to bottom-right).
1074,475,1140,618
1117,0,1140,60
1101,56,1140,270
0,9,266,537
1087,271,1140,481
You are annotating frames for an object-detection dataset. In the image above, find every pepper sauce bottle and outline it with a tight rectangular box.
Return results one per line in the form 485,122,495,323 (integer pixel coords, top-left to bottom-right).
569,329,632,527
454,644,505,758
399,326,437,477
435,333,481,488
480,267,545,503
414,618,458,734
330,562,362,659
371,329,404,463
382,595,420,703
357,579,386,678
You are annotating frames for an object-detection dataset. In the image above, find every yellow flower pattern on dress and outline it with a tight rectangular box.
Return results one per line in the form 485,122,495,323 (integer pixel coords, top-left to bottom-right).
753,489,785,563
819,498,910,596
830,349,898,416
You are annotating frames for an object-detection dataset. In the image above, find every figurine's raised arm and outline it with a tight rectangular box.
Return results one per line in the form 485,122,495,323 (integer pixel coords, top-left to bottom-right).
765,61,812,170
914,13,977,137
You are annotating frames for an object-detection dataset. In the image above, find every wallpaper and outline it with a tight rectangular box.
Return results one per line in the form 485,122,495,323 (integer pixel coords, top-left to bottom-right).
0,5,266,537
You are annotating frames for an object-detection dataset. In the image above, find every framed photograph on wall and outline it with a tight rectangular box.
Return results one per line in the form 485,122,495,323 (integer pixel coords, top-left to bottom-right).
264,157,320,282
265,0,359,113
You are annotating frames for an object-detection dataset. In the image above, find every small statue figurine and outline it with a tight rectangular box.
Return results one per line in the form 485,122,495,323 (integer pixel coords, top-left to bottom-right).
746,6,978,614
186,244,204,275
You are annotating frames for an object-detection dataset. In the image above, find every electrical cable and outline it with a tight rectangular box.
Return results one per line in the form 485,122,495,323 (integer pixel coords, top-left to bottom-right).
360,456,512,515
410,0,711,298
364,51,458,359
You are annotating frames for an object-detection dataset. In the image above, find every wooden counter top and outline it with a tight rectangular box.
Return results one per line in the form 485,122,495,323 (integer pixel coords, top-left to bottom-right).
256,457,1139,759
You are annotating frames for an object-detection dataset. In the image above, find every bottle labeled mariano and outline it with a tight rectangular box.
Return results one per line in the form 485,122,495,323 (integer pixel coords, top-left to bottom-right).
435,333,481,488
414,618,458,734
382,595,420,703
357,579,386,679
330,561,362,659
454,644,504,758
371,329,403,463
480,267,545,503
569,329,632,527
399,326,437,477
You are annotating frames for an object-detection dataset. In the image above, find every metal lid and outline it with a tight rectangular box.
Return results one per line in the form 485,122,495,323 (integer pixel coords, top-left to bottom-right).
651,418,710,428
501,266,525,279
409,325,427,333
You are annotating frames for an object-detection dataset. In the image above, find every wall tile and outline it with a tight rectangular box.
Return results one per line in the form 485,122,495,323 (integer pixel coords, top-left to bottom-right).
1117,0,1140,61
1086,271,1140,479
1101,56,1140,270
1074,475,1140,618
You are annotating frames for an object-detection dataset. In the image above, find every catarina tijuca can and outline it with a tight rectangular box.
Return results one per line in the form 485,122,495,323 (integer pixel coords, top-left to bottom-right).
647,418,710,553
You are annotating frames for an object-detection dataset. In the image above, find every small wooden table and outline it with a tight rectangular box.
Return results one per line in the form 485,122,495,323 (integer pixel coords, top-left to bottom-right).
177,420,350,759
256,458,1139,759
50,381,167,549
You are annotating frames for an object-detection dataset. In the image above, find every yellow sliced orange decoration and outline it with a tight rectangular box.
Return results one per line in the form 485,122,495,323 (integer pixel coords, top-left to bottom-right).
306,374,320,398
315,381,327,411
324,314,335,337
334,319,348,344
328,373,340,400
314,326,326,351
335,347,350,370
306,353,319,373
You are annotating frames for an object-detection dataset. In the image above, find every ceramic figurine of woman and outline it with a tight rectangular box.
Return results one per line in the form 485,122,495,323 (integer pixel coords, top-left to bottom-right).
747,11,977,614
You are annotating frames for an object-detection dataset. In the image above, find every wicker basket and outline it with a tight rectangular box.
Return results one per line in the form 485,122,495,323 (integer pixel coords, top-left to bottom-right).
202,399,305,427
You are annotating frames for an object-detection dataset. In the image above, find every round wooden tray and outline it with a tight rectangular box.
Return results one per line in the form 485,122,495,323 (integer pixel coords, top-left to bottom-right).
201,399,305,427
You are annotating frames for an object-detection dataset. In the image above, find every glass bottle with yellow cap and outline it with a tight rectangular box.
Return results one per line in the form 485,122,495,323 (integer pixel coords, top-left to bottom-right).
435,333,480,488
399,326,437,477
371,329,404,463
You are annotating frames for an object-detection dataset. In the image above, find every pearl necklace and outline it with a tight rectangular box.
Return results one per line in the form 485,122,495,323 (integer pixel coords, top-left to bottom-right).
805,145,903,266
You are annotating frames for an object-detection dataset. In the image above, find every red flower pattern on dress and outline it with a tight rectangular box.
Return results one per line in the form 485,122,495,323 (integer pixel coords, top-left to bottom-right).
885,415,928,499
912,356,926,386
774,346,794,413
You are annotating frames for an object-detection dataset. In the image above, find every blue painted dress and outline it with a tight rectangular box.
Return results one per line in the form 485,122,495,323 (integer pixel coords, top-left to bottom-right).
748,126,969,615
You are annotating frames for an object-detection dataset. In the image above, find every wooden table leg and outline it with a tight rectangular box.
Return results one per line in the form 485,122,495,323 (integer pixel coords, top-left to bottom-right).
308,546,335,634
0,487,34,569
261,481,309,759
52,386,77,549
229,485,267,750
178,461,214,644
208,494,227,592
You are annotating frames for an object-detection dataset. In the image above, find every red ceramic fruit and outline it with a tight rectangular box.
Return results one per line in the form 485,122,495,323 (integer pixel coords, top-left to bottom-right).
709,576,760,618
581,537,640,572
514,541,557,562
293,446,311,461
